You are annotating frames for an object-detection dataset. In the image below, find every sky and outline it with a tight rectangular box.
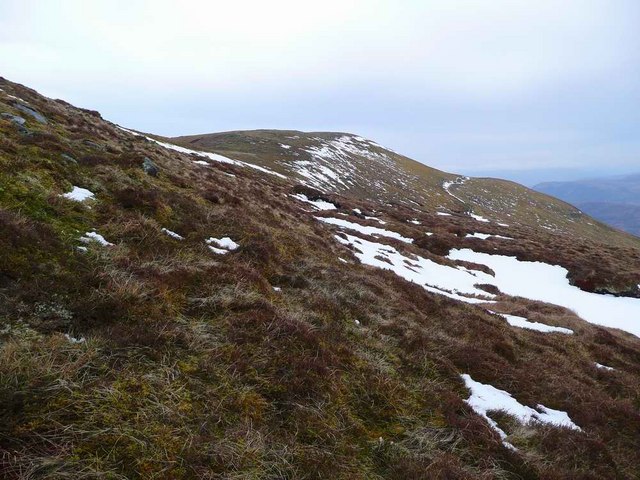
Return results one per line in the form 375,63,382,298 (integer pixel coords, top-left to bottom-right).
1,0,639,185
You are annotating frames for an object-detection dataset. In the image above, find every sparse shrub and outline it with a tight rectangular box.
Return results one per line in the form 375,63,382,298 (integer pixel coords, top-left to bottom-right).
79,153,110,166
414,234,454,256
113,186,162,212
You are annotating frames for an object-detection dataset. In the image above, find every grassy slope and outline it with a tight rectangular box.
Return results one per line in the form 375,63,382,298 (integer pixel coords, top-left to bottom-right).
0,78,640,479
174,131,640,250
173,131,640,295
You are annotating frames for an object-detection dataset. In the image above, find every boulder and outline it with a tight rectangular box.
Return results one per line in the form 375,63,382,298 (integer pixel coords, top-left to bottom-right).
1,112,26,125
60,153,78,164
82,139,103,150
142,157,159,177
11,101,47,124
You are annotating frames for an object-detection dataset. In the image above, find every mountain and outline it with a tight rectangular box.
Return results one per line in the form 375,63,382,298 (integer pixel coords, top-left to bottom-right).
535,174,640,236
2,77,640,479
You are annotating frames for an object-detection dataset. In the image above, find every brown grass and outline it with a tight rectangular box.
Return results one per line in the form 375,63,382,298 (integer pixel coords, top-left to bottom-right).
1,76,640,479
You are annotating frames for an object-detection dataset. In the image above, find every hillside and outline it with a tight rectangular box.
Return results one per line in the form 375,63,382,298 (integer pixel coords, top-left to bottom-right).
2,77,640,479
175,131,639,247
535,174,640,237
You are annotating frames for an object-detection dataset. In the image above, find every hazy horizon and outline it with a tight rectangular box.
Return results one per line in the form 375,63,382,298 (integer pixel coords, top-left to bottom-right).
2,0,639,185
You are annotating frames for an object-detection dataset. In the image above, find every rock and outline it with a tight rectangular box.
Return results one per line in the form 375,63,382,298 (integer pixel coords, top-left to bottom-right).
142,157,159,177
1,113,30,135
60,153,78,164
11,101,47,124
1,112,26,125
82,139,103,150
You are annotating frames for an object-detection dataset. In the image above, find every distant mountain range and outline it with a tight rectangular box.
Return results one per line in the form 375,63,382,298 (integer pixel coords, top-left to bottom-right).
535,173,640,236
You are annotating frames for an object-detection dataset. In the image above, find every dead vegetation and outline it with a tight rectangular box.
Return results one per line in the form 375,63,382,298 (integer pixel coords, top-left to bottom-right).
1,76,640,479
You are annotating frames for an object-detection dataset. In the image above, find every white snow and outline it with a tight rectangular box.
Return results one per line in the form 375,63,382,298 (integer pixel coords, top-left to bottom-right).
466,233,514,240
335,233,494,304
80,231,113,247
193,160,210,166
436,212,452,216
64,333,86,344
448,249,640,338
293,160,349,189
206,236,239,254
162,228,184,240
293,134,406,191
318,217,413,244
365,215,386,225
117,126,286,179
0,89,29,103
273,286,282,292
353,208,362,215
442,177,468,203
291,194,337,211
595,363,615,371
469,213,490,223
408,219,421,225
280,144,292,150
467,233,491,240
462,373,580,449
492,312,574,334
62,186,95,202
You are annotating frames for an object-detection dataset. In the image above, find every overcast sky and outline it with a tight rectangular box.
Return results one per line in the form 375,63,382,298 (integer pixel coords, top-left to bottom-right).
1,1,639,184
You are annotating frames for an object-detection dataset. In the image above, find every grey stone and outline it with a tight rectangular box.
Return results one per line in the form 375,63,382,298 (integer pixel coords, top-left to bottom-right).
82,139,103,150
11,102,47,124
1,112,26,125
61,153,78,164
142,157,159,176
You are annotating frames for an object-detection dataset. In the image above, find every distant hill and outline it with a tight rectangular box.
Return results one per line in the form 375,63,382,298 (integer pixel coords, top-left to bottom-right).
535,173,640,236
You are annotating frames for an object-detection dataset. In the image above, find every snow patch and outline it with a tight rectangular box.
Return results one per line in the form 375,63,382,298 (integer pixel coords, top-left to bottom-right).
595,363,614,371
442,177,468,203
80,231,113,247
462,373,580,450
469,213,490,223
365,215,386,225
466,233,513,240
318,217,413,244
492,312,573,334
117,126,286,178
62,186,95,202
448,249,640,338
162,228,184,240
291,194,336,211
64,334,86,344
335,233,494,304
206,236,239,254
